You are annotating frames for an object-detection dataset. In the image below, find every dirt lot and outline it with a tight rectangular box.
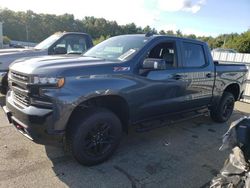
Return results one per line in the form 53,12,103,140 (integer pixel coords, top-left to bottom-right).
0,95,249,188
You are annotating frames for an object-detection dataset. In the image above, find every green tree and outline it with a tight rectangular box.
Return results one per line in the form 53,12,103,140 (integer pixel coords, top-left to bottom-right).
1,7,250,53
159,30,166,35
166,30,174,35
3,36,10,44
142,25,157,34
186,34,197,39
121,23,141,34
93,35,110,45
235,31,250,53
176,29,183,37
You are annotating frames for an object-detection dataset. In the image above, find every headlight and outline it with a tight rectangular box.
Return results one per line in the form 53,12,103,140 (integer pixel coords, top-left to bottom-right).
33,76,65,88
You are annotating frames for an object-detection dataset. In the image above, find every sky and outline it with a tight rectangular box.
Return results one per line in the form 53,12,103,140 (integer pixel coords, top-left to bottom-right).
0,0,249,37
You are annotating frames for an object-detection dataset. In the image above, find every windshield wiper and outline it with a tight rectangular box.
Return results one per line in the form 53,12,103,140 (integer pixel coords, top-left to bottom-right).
82,55,99,58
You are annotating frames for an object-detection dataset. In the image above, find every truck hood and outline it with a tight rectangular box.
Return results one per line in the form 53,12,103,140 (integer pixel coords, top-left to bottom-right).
0,49,47,70
10,55,117,75
0,48,34,54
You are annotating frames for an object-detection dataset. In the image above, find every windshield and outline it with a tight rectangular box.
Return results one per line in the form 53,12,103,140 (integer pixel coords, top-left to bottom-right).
84,35,150,61
35,33,62,50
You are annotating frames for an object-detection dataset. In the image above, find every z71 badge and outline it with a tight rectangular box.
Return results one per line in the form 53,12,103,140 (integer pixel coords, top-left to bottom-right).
113,66,131,72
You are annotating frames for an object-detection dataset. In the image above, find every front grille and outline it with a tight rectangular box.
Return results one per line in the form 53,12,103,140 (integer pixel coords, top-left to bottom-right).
13,92,30,106
10,71,29,82
9,71,30,107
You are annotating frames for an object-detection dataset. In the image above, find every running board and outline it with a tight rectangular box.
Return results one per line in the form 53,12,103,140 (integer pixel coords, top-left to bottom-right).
135,109,209,132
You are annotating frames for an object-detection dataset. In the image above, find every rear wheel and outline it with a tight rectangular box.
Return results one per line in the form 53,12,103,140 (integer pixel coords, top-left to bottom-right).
210,92,235,123
67,108,122,166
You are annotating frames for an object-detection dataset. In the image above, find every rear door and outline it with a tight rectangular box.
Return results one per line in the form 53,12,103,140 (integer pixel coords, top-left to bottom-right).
179,41,214,108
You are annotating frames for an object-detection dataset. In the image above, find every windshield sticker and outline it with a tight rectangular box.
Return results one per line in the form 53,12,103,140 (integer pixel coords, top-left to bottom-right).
113,66,130,72
104,46,123,53
118,49,136,61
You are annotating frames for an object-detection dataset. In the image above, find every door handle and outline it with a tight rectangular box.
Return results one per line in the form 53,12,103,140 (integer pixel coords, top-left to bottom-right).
173,74,182,80
206,73,212,78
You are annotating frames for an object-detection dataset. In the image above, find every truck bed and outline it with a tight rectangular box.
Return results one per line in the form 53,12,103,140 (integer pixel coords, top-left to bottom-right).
214,61,248,72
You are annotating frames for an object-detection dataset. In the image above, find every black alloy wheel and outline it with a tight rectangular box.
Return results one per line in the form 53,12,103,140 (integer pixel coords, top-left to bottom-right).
84,122,115,157
67,108,122,166
221,97,234,120
210,92,235,123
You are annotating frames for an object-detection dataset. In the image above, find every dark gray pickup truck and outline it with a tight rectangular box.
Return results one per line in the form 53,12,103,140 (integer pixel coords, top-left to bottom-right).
3,34,248,165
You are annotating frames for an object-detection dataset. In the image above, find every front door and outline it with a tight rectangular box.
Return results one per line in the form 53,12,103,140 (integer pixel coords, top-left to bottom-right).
134,40,189,121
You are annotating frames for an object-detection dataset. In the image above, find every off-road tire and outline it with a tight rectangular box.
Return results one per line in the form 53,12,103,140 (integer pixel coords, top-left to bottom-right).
66,108,122,166
210,92,235,123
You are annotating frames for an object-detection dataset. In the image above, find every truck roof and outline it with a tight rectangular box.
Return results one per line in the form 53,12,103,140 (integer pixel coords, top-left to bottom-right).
59,32,91,36
117,34,206,45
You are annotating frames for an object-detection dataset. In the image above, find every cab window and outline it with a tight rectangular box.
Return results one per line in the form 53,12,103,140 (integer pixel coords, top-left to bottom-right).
182,42,206,67
146,42,177,68
53,35,87,54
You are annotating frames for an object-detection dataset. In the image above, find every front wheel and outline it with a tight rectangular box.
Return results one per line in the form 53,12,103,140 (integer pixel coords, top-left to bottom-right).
67,108,122,166
210,92,235,123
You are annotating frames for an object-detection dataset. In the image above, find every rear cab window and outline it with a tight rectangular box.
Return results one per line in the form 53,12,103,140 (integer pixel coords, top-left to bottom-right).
182,42,206,68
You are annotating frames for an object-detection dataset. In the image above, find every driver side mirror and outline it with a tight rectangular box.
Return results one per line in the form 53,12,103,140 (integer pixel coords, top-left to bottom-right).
142,58,166,70
54,46,67,54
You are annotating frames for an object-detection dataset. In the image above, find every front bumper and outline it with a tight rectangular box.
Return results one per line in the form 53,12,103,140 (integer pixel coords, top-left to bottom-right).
3,92,65,146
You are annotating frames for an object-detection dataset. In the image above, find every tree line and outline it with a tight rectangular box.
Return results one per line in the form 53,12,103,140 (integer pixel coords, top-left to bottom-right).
1,8,250,53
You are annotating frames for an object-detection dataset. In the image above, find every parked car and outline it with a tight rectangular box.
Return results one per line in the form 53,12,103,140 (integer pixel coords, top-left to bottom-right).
0,32,93,94
3,34,248,166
